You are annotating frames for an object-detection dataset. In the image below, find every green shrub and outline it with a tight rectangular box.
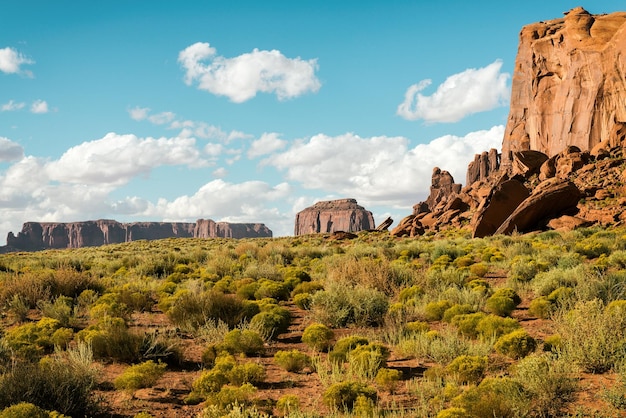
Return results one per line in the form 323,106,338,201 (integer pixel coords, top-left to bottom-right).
513,353,577,417
293,293,312,310
301,323,334,352
469,262,489,277
249,306,291,340
475,314,521,339
322,381,377,410
114,360,167,391
0,403,50,418
510,256,546,282
528,296,554,319
490,287,521,305
0,343,98,417
166,289,247,331
484,295,517,317
375,368,401,393
398,285,424,303
543,335,562,352
555,299,626,373
442,304,474,323
348,343,390,378
451,377,523,418
204,383,256,410
276,394,300,415
405,321,430,334
451,312,486,338
291,281,323,297
38,296,74,328
310,283,388,327
424,300,453,321
4,317,61,358
329,336,369,363
494,330,537,359
436,407,468,418
221,330,265,356
273,350,311,373
445,355,487,384
193,369,229,397
227,362,265,386
253,279,289,301
77,317,142,362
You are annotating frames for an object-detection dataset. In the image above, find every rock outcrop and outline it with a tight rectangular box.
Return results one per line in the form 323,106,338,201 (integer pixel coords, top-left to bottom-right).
494,179,582,235
501,7,626,167
466,149,500,186
294,199,375,235
393,8,626,238
5,219,272,251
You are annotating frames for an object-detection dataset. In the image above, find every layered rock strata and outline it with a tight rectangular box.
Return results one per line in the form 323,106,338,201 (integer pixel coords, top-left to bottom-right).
294,199,375,235
501,7,626,167
5,219,272,251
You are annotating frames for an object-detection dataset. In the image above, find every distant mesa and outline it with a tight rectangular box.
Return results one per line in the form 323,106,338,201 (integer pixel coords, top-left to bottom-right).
294,198,375,235
3,219,272,252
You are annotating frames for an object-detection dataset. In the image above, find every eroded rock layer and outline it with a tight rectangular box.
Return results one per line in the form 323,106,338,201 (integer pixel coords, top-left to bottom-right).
5,219,272,251
501,7,626,167
294,199,375,235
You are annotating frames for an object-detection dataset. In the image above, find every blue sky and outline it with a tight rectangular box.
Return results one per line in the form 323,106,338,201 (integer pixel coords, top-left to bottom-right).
0,1,622,241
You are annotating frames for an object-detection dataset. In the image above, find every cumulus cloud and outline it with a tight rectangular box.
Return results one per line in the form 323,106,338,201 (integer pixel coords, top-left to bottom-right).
178,42,321,102
130,106,250,143
30,99,48,114
0,47,33,76
248,133,287,159
45,133,207,186
266,126,504,207
1,100,25,111
397,60,510,123
128,106,150,121
0,137,24,162
137,179,291,221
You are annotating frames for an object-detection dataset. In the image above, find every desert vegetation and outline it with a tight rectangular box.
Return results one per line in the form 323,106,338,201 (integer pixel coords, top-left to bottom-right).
0,227,625,416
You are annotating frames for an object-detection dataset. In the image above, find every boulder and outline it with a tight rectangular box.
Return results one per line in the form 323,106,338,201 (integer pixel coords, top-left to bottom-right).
376,217,394,231
472,179,530,238
511,150,549,178
390,215,425,237
495,179,582,235
501,7,626,167
294,198,375,235
547,215,592,231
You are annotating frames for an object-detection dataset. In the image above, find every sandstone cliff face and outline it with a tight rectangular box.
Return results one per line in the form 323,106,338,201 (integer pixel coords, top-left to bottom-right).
294,199,375,235
5,219,272,251
502,7,626,167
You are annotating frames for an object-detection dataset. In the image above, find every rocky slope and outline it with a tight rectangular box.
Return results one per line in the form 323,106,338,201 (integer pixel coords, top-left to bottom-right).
3,219,272,252
294,199,375,235
393,8,626,238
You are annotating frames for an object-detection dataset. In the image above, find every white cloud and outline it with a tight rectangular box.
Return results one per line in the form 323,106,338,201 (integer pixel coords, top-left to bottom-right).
266,126,504,207
128,106,150,121
30,99,48,114
137,179,291,220
0,137,24,162
0,47,33,76
212,167,227,178
397,60,510,123
248,133,287,159
178,42,321,103
45,133,207,186
1,100,25,111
